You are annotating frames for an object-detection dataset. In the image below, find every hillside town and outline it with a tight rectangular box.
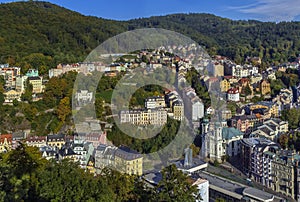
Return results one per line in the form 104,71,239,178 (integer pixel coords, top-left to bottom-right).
2,45,300,201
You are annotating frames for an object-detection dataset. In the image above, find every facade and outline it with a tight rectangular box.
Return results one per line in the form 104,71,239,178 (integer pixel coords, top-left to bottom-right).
75,90,93,107
260,80,271,95
4,90,22,103
49,68,63,78
212,63,224,77
182,87,204,121
15,75,28,93
271,151,296,199
0,65,20,89
165,91,184,120
114,146,143,176
47,134,65,149
144,96,165,109
26,136,47,148
249,101,279,118
220,78,230,92
232,64,258,78
28,76,43,94
95,145,143,176
172,100,184,120
201,121,243,161
230,114,262,133
227,88,240,102
192,178,209,202
0,134,12,153
120,109,167,125
240,138,279,186
250,119,288,141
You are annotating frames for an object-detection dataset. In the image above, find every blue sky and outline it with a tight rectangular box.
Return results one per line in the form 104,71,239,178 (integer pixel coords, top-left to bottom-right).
1,0,300,22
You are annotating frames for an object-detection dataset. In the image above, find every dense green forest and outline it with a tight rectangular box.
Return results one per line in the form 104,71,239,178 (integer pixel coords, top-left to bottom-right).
1,1,300,73
0,144,200,202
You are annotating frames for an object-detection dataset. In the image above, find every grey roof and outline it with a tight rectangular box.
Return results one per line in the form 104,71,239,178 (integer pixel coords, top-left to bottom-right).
115,146,143,160
47,134,65,141
243,187,274,201
12,131,26,140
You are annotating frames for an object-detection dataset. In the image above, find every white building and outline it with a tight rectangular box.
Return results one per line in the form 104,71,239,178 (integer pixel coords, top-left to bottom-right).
227,88,239,102
145,96,165,109
15,75,28,93
193,178,209,202
201,121,243,161
232,65,258,78
182,87,204,121
120,109,167,125
75,90,93,106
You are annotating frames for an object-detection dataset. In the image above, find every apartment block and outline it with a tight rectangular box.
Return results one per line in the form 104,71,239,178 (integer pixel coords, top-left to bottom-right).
120,109,167,125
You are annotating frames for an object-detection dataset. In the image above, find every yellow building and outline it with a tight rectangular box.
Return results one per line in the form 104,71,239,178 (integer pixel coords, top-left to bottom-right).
47,134,65,149
114,146,143,176
120,109,167,125
220,79,230,92
260,80,271,95
4,90,21,103
0,134,12,153
173,101,184,121
28,76,43,94
250,102,279,118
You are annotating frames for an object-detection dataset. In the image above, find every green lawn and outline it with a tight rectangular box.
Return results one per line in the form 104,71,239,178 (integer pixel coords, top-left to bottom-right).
96,90,113,103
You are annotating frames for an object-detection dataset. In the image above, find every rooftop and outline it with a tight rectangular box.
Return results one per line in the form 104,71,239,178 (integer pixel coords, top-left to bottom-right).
222,127,243,140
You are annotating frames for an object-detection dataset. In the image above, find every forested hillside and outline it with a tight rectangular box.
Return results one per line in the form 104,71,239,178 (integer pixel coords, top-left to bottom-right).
1,1,300,70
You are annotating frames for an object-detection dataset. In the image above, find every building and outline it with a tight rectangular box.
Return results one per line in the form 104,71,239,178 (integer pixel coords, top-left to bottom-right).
75,90,93,107
220,78,230,92
172,100,184,120
272,88,293,112
240,138,279,186
198,171,282,202
95,145,143,176
15,75,28,93
165,91,184,120
227,88,240,102
114,146,143,176
231,64,258,78
250,119,288,141
248,101,279,118
0,134,12,153
12,131,26,149
182,87,204,121
120,109,167,125
212,62,224,77
260,80,271,95
26,136,47,148
0,65,20,89
74,132,107,148
48,68,63,78
192,178,209,202
4,90,22,103
271,150,298,200
201,121,243,161
47,134,65,149
145,96,165,109
28,76,43,94
230,114,262,133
